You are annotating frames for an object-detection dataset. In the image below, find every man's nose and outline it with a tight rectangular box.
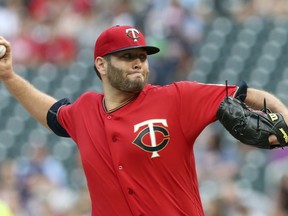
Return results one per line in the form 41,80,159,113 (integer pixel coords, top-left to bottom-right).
133,58,142,69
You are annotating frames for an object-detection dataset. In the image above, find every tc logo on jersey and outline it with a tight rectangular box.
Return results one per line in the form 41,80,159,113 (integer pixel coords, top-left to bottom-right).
133,119,170,158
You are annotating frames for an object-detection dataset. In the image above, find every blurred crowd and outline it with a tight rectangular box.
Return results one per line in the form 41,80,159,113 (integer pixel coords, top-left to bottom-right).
195,123,288,216
0,0,204,85
1,0,288,215
1,0,288,83
0,142,91,216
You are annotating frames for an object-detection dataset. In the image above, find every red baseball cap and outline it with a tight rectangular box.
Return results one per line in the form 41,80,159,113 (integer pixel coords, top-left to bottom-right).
94,25,160,59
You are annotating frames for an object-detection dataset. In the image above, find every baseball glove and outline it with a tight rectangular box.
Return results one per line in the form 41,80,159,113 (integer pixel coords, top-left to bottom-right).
216,96,288,149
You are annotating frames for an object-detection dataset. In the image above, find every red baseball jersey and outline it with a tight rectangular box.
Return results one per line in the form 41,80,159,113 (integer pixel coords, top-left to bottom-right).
56,81,238,216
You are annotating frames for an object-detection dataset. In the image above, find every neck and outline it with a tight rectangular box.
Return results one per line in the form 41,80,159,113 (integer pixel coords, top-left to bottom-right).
103,91,138,113
102,79,145,112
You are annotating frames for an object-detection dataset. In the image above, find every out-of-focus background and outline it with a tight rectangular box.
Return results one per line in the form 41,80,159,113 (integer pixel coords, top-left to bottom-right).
1,0,288,215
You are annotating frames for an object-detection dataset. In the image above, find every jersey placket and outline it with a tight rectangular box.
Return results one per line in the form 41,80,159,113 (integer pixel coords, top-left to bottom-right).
104,113,144,216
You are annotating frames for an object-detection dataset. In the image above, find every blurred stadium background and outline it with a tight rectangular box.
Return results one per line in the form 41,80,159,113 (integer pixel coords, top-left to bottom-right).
1,0,288,215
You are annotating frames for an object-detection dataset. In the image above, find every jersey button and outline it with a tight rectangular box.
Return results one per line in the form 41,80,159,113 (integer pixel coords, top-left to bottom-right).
128,188,134,195
107,115,112,119
118,165,123,170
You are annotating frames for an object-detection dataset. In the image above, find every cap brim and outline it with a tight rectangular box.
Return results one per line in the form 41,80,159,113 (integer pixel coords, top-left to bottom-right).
107,46,160,55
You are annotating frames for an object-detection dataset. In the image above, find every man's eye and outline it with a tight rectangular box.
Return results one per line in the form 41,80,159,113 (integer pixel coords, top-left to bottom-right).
139,54,147,61
122,53,133,59
120,53,147,61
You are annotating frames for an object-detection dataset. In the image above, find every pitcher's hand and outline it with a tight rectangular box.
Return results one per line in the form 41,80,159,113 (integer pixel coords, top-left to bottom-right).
0,36,14,81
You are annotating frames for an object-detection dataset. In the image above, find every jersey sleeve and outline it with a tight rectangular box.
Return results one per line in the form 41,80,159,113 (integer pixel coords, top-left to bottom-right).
174,81,238,137
46,98,71,137
50,92,103,142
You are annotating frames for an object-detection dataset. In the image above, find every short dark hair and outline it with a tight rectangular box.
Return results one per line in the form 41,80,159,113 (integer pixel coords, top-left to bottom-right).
94,55,111,80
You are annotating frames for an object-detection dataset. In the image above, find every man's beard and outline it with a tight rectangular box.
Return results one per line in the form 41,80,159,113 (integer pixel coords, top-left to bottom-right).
107,62,149,93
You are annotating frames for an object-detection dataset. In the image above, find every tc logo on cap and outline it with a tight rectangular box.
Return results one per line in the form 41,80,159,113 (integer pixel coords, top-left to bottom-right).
126,28,140,42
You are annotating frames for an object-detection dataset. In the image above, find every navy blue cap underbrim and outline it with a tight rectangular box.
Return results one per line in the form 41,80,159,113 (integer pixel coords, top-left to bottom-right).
107,45,160,56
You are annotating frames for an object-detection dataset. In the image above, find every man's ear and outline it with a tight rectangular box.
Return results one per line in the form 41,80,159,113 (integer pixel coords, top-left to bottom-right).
95,57,107,77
